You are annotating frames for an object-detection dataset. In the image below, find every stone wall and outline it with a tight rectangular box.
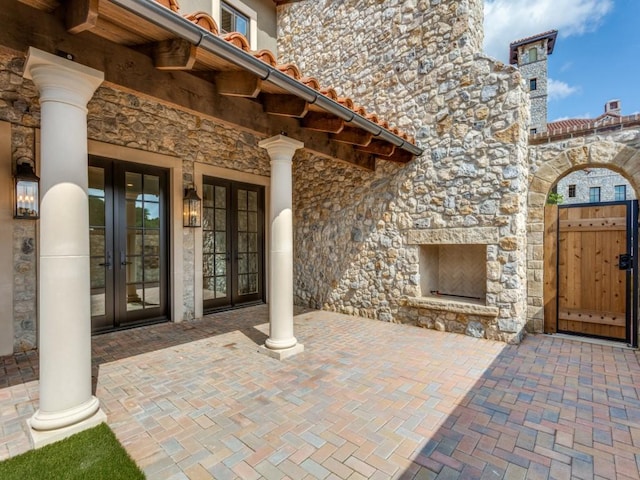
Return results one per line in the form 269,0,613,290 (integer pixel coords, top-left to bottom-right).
557,168,635,204
0,46,271,351
279,0,531,342
516,41,549,133
526,130,640,334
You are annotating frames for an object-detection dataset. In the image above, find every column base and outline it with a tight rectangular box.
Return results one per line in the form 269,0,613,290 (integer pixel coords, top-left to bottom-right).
28,399,107,448
258,343,304,360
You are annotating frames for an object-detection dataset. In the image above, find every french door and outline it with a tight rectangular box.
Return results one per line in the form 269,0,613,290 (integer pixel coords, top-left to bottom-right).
202,177,265,311
89,157,169,333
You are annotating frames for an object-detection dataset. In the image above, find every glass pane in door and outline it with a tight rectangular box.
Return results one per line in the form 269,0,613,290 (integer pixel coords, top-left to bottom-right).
203,184,229,302
89,166,106,317
125,172,162,311
237,188,259,296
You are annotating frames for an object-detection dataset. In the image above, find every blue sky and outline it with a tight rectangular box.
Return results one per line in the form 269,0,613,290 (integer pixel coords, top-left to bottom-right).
483,0,640,121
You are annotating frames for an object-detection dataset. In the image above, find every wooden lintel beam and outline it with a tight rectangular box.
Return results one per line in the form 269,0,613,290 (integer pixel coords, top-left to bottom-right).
384,149,415,163
331,126,373,146
153,38,197,70
262,94,308,118
66,0,98,34
301,112,344,133
214,71,262,98
2,1,375,170
356,139,396,156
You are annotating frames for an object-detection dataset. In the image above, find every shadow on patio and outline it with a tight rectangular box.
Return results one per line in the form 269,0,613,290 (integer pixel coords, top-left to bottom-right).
2,307,640,479
399,335,640,479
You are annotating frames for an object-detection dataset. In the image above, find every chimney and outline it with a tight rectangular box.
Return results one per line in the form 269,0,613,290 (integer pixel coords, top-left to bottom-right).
605,99,621,115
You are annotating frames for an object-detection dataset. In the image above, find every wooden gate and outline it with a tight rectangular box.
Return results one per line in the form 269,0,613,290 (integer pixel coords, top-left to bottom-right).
544,201,638,345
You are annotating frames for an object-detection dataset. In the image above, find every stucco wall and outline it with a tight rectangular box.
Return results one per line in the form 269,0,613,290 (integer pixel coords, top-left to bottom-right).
278,0,531,342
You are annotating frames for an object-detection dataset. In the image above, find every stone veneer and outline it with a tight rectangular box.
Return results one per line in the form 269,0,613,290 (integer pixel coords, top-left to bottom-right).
279,0,531,343
526,130,640,336
0,47,271,351
514,40,550,133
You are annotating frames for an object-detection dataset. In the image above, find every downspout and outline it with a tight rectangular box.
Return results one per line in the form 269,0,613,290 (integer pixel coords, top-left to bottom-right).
109,0,423,156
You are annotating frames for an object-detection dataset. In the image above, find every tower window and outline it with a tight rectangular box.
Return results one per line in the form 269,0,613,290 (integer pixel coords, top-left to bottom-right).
615,185,626,201
530,128,537,135
528,47,538,62
589,187,601,203
221,2,250,40
530,78,537,91
568,184,576,198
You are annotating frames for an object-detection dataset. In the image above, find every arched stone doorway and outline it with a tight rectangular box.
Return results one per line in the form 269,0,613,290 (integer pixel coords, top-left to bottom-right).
527,140,640,346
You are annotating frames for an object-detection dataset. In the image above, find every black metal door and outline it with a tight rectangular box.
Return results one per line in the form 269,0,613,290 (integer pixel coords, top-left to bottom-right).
202,177,265,311
89,157,169,333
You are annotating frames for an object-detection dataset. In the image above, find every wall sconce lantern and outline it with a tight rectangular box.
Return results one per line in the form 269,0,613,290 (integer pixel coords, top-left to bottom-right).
183,186,201,227
14,161,40,220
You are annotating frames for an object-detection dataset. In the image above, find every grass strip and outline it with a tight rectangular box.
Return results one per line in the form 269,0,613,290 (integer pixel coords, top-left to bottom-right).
0,422,145,480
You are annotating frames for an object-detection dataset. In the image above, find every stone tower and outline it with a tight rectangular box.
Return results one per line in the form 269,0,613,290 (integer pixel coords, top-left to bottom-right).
509,30,558,134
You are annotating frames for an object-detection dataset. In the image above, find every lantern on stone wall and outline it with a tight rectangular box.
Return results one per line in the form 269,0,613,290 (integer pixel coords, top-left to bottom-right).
14,161,40,220
183,186,201,227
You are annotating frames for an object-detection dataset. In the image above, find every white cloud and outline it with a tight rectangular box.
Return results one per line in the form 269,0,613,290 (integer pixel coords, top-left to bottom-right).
551,113,592,122
547,78,580,101
483,0,613,62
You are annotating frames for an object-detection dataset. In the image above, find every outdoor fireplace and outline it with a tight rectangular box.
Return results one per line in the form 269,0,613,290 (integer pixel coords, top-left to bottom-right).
419,244,487,304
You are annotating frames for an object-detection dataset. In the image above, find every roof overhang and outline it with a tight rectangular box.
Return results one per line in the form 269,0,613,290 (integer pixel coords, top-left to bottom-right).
509,30,557,65
11,0,422,168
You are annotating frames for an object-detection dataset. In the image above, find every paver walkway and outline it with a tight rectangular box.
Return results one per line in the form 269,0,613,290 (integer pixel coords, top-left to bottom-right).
1,306,640,479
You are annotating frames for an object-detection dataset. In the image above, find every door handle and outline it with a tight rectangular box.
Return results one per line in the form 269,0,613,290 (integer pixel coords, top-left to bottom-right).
618,253,633,270
98,251,112,270
120,252,132,267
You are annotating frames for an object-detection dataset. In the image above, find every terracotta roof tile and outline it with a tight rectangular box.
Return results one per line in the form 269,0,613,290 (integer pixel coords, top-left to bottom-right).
338,97,355,110
300,77,321,90
253,50,277,67
320,87,338,101
277,63,302,79
153,0,413,147
156,0,180,13
547,118,592,133
222,32,250,51
182,12,218,34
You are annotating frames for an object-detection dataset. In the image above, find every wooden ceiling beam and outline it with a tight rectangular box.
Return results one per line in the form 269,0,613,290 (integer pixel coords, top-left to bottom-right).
384,149,415,163
66,0,99,34
301,112,344,133
356,139,396,156
153,38,197,70
331,126,373,146
214,71,262,98
262,94,308,118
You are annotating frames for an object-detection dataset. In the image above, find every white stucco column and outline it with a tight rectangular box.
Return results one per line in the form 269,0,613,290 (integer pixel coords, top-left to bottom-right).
258,135,304,360
23,48,106,447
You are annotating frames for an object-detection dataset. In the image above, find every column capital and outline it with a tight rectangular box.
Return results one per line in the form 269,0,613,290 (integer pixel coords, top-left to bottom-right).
24,47,104,109
259,135,304,160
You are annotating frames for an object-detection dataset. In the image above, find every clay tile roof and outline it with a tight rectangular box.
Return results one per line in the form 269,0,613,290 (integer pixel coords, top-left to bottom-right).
300,77,321,91
254,50,277,66
277,63,302,79
222,32,250,51
547,118,592,134
509,30,557,64
183,12,218,34
338,97,354,110
366,113,379,124
151,0,415,153
156,0,181,13
353,105,367,116
320,87,339,101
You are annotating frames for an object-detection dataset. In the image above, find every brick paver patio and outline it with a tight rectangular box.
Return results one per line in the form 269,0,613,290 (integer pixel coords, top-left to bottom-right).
1,306,640,479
